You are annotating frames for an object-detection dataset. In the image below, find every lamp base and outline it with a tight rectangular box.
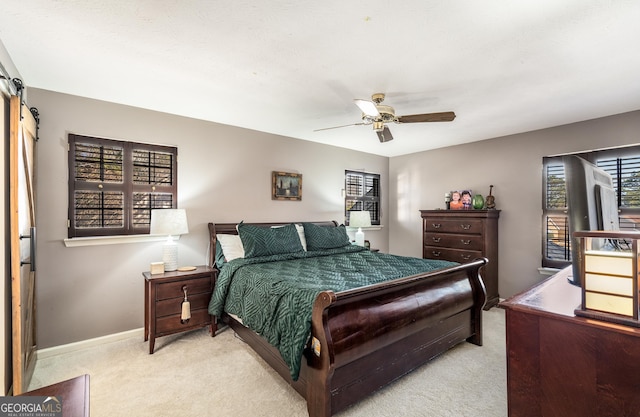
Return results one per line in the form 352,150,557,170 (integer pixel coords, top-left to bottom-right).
574,306,640,328
355,228,365,247
162,241,178,272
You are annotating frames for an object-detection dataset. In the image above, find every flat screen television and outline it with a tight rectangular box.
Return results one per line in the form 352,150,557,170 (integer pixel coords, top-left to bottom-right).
563,155,620,286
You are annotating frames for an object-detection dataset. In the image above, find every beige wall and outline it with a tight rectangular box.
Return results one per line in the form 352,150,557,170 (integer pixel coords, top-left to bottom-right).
29,88,389,348
389,110,640,298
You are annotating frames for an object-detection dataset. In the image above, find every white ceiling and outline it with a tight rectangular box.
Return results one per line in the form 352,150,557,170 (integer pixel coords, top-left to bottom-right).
1,1,640,157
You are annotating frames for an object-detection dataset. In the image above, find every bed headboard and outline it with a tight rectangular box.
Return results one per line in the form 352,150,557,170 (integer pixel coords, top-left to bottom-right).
207,220,339,267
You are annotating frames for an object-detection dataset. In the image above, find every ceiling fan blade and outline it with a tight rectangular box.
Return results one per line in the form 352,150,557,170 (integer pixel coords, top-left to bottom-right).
376,126,394,143
314,122,365,132
397,111,456,123
354,99,380,117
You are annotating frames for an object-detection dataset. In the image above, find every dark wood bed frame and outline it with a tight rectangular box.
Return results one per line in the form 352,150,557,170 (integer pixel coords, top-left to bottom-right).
208,221,488,417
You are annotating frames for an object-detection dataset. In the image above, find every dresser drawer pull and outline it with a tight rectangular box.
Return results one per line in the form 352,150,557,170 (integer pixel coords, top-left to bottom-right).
461,254,472,261
181,286,191,324
431,251,441,257
432,223,441,229
460,224,471,230
461,239,471,245
432,237,441,243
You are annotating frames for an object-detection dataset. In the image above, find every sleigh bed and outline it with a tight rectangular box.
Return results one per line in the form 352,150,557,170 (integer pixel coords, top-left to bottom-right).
207,221,487,417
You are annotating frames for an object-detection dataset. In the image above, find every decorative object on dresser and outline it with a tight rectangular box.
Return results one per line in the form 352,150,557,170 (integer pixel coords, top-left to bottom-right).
150,208,189,272
472,193,485,209
143,265,215,354
500,267,640,416
485,184,496,209
420,209,500,308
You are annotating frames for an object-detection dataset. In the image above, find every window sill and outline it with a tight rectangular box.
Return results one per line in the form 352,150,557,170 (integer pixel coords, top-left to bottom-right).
538,267,561,276
64,234,179,248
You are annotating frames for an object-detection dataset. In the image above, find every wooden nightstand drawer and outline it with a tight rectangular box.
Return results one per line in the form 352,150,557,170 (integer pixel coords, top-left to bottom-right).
156,292,211,317
424,246,482,263
425,218,484,234
156,308,211,335
424,232,484,250
156,276,212,300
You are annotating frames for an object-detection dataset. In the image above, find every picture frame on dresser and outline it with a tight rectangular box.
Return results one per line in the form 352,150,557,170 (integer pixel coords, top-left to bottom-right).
449,189,472,210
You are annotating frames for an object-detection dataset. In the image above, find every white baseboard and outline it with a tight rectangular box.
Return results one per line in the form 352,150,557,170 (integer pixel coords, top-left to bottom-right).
36,327,144,360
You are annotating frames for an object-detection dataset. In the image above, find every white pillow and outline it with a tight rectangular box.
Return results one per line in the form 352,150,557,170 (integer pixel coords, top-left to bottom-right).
217,234,245,261
271,223,307,251
295,224,307,251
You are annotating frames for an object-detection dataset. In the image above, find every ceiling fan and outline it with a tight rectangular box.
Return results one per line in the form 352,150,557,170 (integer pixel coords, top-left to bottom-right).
316,93,456,143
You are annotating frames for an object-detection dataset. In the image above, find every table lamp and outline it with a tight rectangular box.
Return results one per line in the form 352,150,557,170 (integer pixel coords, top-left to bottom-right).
573,230,640,327
349,210,371,247
150,209,189,271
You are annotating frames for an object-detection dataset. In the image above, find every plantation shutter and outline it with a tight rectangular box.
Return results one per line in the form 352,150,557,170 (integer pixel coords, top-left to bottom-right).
543,158,570,267
345,170,381,225
596,155,640,231
68,134,177,238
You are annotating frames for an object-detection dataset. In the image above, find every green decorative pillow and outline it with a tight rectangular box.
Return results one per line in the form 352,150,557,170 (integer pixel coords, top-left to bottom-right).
238,223,304,258
303,223,351,250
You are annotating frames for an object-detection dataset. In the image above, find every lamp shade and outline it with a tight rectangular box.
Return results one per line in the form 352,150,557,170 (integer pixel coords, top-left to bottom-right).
349,211,372,228
150,209,189,236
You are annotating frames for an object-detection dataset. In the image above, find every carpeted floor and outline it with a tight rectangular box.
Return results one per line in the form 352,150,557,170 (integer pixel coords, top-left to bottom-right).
29,308,507,416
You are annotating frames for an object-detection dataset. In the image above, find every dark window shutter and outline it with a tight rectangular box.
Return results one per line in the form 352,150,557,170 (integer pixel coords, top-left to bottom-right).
345,170,381,225
68,134,177,238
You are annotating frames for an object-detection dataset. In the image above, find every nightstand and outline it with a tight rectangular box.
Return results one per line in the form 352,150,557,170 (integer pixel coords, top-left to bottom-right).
143,265,215,353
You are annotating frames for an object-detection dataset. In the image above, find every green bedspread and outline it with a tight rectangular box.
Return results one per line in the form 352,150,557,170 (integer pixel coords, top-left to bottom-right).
208,245,456,380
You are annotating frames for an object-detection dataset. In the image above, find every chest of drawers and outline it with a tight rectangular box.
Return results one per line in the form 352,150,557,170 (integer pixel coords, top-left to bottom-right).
420,209,500,308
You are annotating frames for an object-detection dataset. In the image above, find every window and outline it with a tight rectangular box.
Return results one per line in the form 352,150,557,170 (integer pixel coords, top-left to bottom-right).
345,170,381,225
68,134,178,238
543,146,640,268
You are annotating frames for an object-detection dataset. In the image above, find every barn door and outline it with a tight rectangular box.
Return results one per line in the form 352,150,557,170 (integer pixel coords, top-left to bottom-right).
9,95,38,394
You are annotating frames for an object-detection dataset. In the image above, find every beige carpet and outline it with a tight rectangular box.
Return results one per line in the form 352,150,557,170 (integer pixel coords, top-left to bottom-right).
29,308,507,416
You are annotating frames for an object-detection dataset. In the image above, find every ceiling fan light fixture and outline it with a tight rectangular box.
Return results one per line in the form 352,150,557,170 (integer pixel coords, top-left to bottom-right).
373,121,385,132
354,99,380,117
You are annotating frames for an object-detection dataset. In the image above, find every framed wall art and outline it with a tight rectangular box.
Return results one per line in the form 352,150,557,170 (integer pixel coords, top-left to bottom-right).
272,171,302,201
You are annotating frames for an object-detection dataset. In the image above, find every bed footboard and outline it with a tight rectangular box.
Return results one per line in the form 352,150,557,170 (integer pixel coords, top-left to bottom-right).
302,257,487,417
